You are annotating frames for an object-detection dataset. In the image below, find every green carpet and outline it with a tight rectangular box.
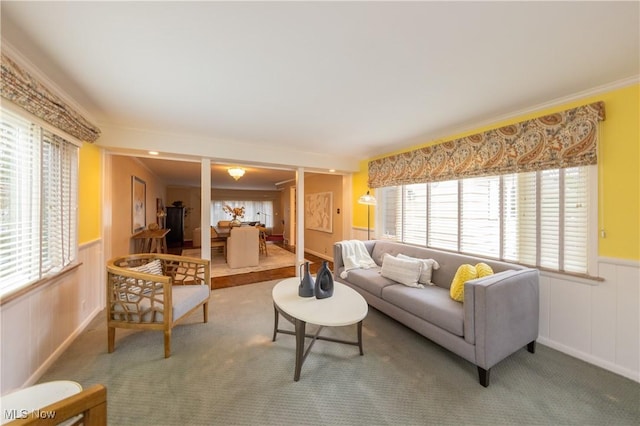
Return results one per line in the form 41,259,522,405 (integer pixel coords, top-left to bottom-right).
39,280,639,425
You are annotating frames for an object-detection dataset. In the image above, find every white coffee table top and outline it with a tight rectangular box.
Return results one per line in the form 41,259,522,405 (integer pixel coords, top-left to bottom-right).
272,277,368,326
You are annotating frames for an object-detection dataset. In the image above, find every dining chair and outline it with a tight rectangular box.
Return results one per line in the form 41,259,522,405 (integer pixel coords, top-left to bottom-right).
211,226,227,258
257,226,268,256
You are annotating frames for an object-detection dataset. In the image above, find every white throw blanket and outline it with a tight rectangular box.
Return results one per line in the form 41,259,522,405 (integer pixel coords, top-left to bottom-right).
340,240,377,279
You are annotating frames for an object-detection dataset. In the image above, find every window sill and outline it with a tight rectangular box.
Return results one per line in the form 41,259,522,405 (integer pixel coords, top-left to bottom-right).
537,267,604,286
0,262,83,306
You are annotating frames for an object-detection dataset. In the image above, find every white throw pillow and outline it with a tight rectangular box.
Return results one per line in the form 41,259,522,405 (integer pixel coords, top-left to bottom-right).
381,253,424,288
397,254,440,285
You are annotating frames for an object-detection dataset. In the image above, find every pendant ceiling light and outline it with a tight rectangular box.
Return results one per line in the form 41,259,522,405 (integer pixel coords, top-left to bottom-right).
228,167,245,181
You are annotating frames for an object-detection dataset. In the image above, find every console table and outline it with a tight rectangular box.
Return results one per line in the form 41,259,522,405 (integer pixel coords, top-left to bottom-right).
131,229,170,253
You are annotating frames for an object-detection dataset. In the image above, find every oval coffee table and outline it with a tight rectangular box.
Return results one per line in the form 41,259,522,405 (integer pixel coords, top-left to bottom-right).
272,277,368,381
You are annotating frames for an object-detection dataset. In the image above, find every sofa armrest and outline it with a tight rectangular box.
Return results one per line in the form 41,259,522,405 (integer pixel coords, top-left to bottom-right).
464,268,539,370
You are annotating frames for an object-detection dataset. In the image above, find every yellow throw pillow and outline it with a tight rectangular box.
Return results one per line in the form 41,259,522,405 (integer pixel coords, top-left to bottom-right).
450,264,478,302
475,262,494,278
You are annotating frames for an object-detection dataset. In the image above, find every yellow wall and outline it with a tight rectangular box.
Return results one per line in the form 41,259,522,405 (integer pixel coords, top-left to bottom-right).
354,83,640,260
352,162,372,230
78,142,102,243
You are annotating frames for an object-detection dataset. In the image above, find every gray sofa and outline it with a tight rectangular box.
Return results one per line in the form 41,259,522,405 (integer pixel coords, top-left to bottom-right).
333,240,539,387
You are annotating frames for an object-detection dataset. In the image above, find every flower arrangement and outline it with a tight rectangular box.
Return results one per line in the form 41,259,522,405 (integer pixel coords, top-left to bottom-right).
223,204,245,220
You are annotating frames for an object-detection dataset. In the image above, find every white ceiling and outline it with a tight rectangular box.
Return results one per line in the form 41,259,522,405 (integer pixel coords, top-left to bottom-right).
1,1,638,187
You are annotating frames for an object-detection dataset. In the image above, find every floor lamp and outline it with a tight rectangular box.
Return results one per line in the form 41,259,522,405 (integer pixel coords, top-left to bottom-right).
358,190,377,240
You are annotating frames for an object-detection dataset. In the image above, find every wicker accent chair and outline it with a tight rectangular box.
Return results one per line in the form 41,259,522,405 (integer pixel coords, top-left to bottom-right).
106,254,211,358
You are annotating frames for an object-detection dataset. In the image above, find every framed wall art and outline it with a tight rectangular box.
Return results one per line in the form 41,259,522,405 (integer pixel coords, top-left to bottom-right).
132,176,146,233
305,191,333,233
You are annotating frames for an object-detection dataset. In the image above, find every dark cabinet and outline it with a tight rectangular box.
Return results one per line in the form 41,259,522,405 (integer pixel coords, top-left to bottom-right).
165,206,184,247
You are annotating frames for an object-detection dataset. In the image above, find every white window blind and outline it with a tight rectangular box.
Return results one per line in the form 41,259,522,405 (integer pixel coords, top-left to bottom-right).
514,172,538,266
427,180,458,251
377,166,595,275
402,184,427,245
0,107,78,297
211,200,274,227
460,176,500,257
540,169,560,270
563,167,589,273
379,186,401,240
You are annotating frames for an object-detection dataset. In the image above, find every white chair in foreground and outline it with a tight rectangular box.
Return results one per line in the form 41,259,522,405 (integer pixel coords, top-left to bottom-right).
1,381,107,425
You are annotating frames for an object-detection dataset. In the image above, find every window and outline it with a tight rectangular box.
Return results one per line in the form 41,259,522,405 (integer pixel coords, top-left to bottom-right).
0,107,79,297
378,166,595,275
211,200,274,227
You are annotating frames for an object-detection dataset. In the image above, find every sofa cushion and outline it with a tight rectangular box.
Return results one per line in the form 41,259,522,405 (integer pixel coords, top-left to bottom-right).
381,285,464,337
397,253,439,285
381,253,423,288
343,267,396,298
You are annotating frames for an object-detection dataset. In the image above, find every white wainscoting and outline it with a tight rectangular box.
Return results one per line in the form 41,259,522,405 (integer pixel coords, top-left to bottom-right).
350,226,373,242
0,240,104,394
538,257,639,382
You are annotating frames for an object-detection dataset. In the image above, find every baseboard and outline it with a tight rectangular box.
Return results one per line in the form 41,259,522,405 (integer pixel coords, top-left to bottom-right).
538,337,640,383
304,248,333,263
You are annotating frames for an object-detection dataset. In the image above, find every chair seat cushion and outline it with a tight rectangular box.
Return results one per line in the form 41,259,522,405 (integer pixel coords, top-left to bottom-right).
172,285,210,321
112,285,209,323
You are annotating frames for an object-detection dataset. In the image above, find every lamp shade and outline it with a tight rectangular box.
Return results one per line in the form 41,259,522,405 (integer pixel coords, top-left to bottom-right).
228,167,245,180
358,191,376,205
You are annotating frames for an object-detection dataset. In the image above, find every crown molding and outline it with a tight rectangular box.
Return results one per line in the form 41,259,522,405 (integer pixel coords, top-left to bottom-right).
495,75,639,120
368,75,640,159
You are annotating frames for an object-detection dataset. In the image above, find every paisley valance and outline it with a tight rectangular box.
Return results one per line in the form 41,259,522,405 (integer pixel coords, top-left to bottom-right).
368,101,605,188
1,53,101,142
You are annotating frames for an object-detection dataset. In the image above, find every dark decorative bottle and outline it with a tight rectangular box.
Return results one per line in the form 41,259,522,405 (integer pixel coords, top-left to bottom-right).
314,261,334,299
298,262,315,297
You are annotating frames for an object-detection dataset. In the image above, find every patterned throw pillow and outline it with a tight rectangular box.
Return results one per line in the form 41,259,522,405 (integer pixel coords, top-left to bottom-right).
380,253,424,288
397,254,440,285
122,259,164,300
127,259,163,275
450,264,478,302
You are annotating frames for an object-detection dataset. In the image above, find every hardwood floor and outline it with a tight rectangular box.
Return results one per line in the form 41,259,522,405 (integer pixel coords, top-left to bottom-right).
212,244,333,290
171,241,333,290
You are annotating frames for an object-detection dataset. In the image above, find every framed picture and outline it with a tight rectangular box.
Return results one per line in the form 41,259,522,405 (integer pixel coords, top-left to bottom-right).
305,191,333,233
132,176,146,233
